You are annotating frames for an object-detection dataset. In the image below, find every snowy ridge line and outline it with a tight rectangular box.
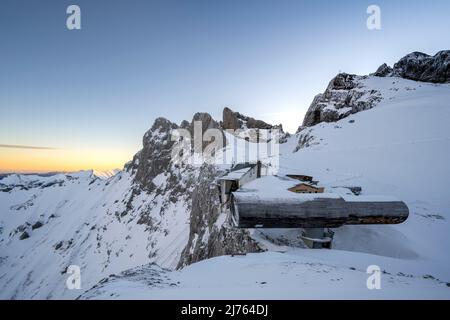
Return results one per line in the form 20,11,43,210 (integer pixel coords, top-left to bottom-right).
294,136,450,153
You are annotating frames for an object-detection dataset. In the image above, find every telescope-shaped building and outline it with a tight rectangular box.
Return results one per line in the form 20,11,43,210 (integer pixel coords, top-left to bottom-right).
231,192,409,229
219,167,409,249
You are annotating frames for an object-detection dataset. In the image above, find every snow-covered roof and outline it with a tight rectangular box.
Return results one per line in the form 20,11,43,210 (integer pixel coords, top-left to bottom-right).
289,183,322,190
231,175,409,228
219,168,253,181
233,175,317,199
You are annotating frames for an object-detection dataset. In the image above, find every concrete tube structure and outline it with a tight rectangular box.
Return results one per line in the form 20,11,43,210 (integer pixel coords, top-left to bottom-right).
231,193,409,229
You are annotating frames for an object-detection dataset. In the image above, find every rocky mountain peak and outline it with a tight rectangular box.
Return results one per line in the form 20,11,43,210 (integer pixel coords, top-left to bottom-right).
221,107,281,131
301,73,379,128
373,63,393,77
327,73,359,91
302,50,450,128
144,117,178,143
126,117,179,190
375,50,450,83
191,112,221,133
179,120,191,129
123,111,262,270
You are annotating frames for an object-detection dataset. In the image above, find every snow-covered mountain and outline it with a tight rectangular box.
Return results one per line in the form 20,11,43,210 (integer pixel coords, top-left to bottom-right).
0,117,259,299
301,50,450,128
1,51,450,299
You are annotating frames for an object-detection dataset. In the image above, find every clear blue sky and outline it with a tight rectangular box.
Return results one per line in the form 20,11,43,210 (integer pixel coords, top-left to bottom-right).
1,0,449,171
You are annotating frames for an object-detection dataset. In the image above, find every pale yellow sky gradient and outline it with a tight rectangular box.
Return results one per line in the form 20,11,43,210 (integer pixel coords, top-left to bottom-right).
0,147,134,173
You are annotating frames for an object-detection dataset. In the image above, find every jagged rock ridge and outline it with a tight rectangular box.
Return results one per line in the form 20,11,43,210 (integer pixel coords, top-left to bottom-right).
302,73,382,127
222,107,283,131
374,50,450,83
302,50,450,128
125,112,262,269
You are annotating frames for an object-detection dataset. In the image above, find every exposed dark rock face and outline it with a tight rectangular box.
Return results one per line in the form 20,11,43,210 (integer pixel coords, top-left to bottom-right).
19,232,30,240
374,63,393,77
375,50,450,83
302,73,382,127
222,107,288,144
31,221,43,230
329,73,358,90
177,164,261,269
189,112,225,151
125,117,179,192
222,107,240,130
126,113,224,190
125,113,262,270
346,186,362,196
302,50,449,128
222,107,280,131
191,112,221,133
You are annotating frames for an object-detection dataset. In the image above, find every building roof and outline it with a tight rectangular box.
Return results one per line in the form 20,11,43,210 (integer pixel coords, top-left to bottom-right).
219,168,252,181
231,162,256,171
286,174,313,181
289,183,322,190
233,175,330,199
230,175,408,228
219,162,259,181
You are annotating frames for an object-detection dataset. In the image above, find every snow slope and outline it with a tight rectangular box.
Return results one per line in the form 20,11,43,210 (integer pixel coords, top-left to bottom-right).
0,171,192,299
79,250,450,300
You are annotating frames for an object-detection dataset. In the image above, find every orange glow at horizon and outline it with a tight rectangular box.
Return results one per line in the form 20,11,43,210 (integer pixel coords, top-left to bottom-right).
0,147,135,173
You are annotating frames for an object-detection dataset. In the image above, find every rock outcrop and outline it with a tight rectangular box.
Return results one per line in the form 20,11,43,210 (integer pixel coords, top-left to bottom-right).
222,107,288,143
177,164,261,269
373,63,393,77
126,113,261,270
302,73,382,127
222,107,281,131
375,50,450,83
126,117,179,192
302,50,450,127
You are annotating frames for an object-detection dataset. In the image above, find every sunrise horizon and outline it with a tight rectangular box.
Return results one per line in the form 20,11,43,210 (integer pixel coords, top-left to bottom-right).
0,145,131,173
